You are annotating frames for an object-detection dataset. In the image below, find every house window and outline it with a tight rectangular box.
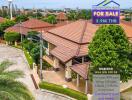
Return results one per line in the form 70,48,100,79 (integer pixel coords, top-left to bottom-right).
84,56,90,62
43,40,48,48
72,57,82,65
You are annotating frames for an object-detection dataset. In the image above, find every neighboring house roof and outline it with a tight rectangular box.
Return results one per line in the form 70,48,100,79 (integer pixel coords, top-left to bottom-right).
56,12,67,20
5,19,54,35
120,20,132,38
0,17,6,23
43,20,98,63
21,18,54,29
5,24,30,35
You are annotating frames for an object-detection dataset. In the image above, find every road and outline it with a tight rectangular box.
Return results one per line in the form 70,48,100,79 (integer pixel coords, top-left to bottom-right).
0,44,72,100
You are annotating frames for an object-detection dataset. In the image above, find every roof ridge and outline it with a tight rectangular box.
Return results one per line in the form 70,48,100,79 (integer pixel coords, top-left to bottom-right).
75,20,88,56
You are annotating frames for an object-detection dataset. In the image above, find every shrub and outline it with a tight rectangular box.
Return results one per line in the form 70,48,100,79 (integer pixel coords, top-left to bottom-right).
42,60,52,70
30,45,40,64
4,32,20,42
123,18,131,21
39,82,87,100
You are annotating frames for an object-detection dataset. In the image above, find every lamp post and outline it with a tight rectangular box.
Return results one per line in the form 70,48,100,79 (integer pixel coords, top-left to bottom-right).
27,31,44,80
8,0,13,20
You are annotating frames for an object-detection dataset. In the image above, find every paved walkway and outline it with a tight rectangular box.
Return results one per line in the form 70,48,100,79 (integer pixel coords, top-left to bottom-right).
0,44,72,100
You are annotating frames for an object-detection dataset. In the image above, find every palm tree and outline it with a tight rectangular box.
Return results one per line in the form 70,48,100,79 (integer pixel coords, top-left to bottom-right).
0,60,34,100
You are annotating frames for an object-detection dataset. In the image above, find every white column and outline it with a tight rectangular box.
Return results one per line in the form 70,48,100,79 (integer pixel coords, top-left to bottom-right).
65,66,72,82
85,80,88,94
77,74,80,87
53,57,60,71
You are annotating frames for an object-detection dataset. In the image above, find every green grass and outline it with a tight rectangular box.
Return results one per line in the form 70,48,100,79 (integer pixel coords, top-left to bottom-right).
39,82,87,100
23,48,33,69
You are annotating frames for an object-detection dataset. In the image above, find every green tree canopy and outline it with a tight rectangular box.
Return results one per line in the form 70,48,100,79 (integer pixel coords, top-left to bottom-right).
0,60,34,100
67,11,79,21
4,32,20,42
43,14,57,24
88,25,132,82
0,20,16,32
15,14,29,23
79,10,92,20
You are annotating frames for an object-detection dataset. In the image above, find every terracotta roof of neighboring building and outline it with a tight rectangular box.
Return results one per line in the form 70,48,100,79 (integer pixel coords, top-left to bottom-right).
71,63,89,80
120,20,132,38
5,19,54,35
0,17,6,23
43,20,97,62
5,24,30,35
56,12,67,20
21,18,54,29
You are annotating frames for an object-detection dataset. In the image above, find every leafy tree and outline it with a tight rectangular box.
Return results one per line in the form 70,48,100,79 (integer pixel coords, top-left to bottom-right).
89,25,132,82
0,20,16,32
23,40,37,52
79,10,92,20
67,11,79,21
15,14,29,23
4,32,20,42
0,60,34,100
27,11,43,19
43,15,57,24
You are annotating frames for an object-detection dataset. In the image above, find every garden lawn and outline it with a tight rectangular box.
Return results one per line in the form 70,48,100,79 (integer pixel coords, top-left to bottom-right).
39,82,88,100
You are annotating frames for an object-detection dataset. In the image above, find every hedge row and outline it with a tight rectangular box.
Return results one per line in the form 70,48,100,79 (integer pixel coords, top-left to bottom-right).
39,82,87,100
23,48,34,69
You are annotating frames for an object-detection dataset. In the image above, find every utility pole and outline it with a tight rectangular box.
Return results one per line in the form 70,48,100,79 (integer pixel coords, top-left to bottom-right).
40,32,43,80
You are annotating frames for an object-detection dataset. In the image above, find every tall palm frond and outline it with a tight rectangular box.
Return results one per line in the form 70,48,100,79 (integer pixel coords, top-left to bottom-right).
0,60,34,100
0,78,34,100
0,60,24,79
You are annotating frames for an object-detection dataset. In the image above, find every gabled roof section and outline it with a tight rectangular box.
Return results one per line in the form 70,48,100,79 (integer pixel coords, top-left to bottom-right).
21,18,53,29
5,24,30,35
48,20,98,44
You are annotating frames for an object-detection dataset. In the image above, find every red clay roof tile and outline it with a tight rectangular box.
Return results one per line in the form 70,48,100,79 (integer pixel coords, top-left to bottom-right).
21,18,53,29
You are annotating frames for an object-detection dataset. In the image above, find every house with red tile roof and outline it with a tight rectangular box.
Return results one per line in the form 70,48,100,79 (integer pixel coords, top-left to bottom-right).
42,19,132,94
42,20,98,93
5,18,54,35
56,12,67,21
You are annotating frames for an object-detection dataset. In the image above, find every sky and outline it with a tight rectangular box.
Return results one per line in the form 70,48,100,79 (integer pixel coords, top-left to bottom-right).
0,0,132,9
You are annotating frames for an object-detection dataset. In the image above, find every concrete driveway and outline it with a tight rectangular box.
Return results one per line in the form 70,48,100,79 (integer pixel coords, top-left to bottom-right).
0,44,72,100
